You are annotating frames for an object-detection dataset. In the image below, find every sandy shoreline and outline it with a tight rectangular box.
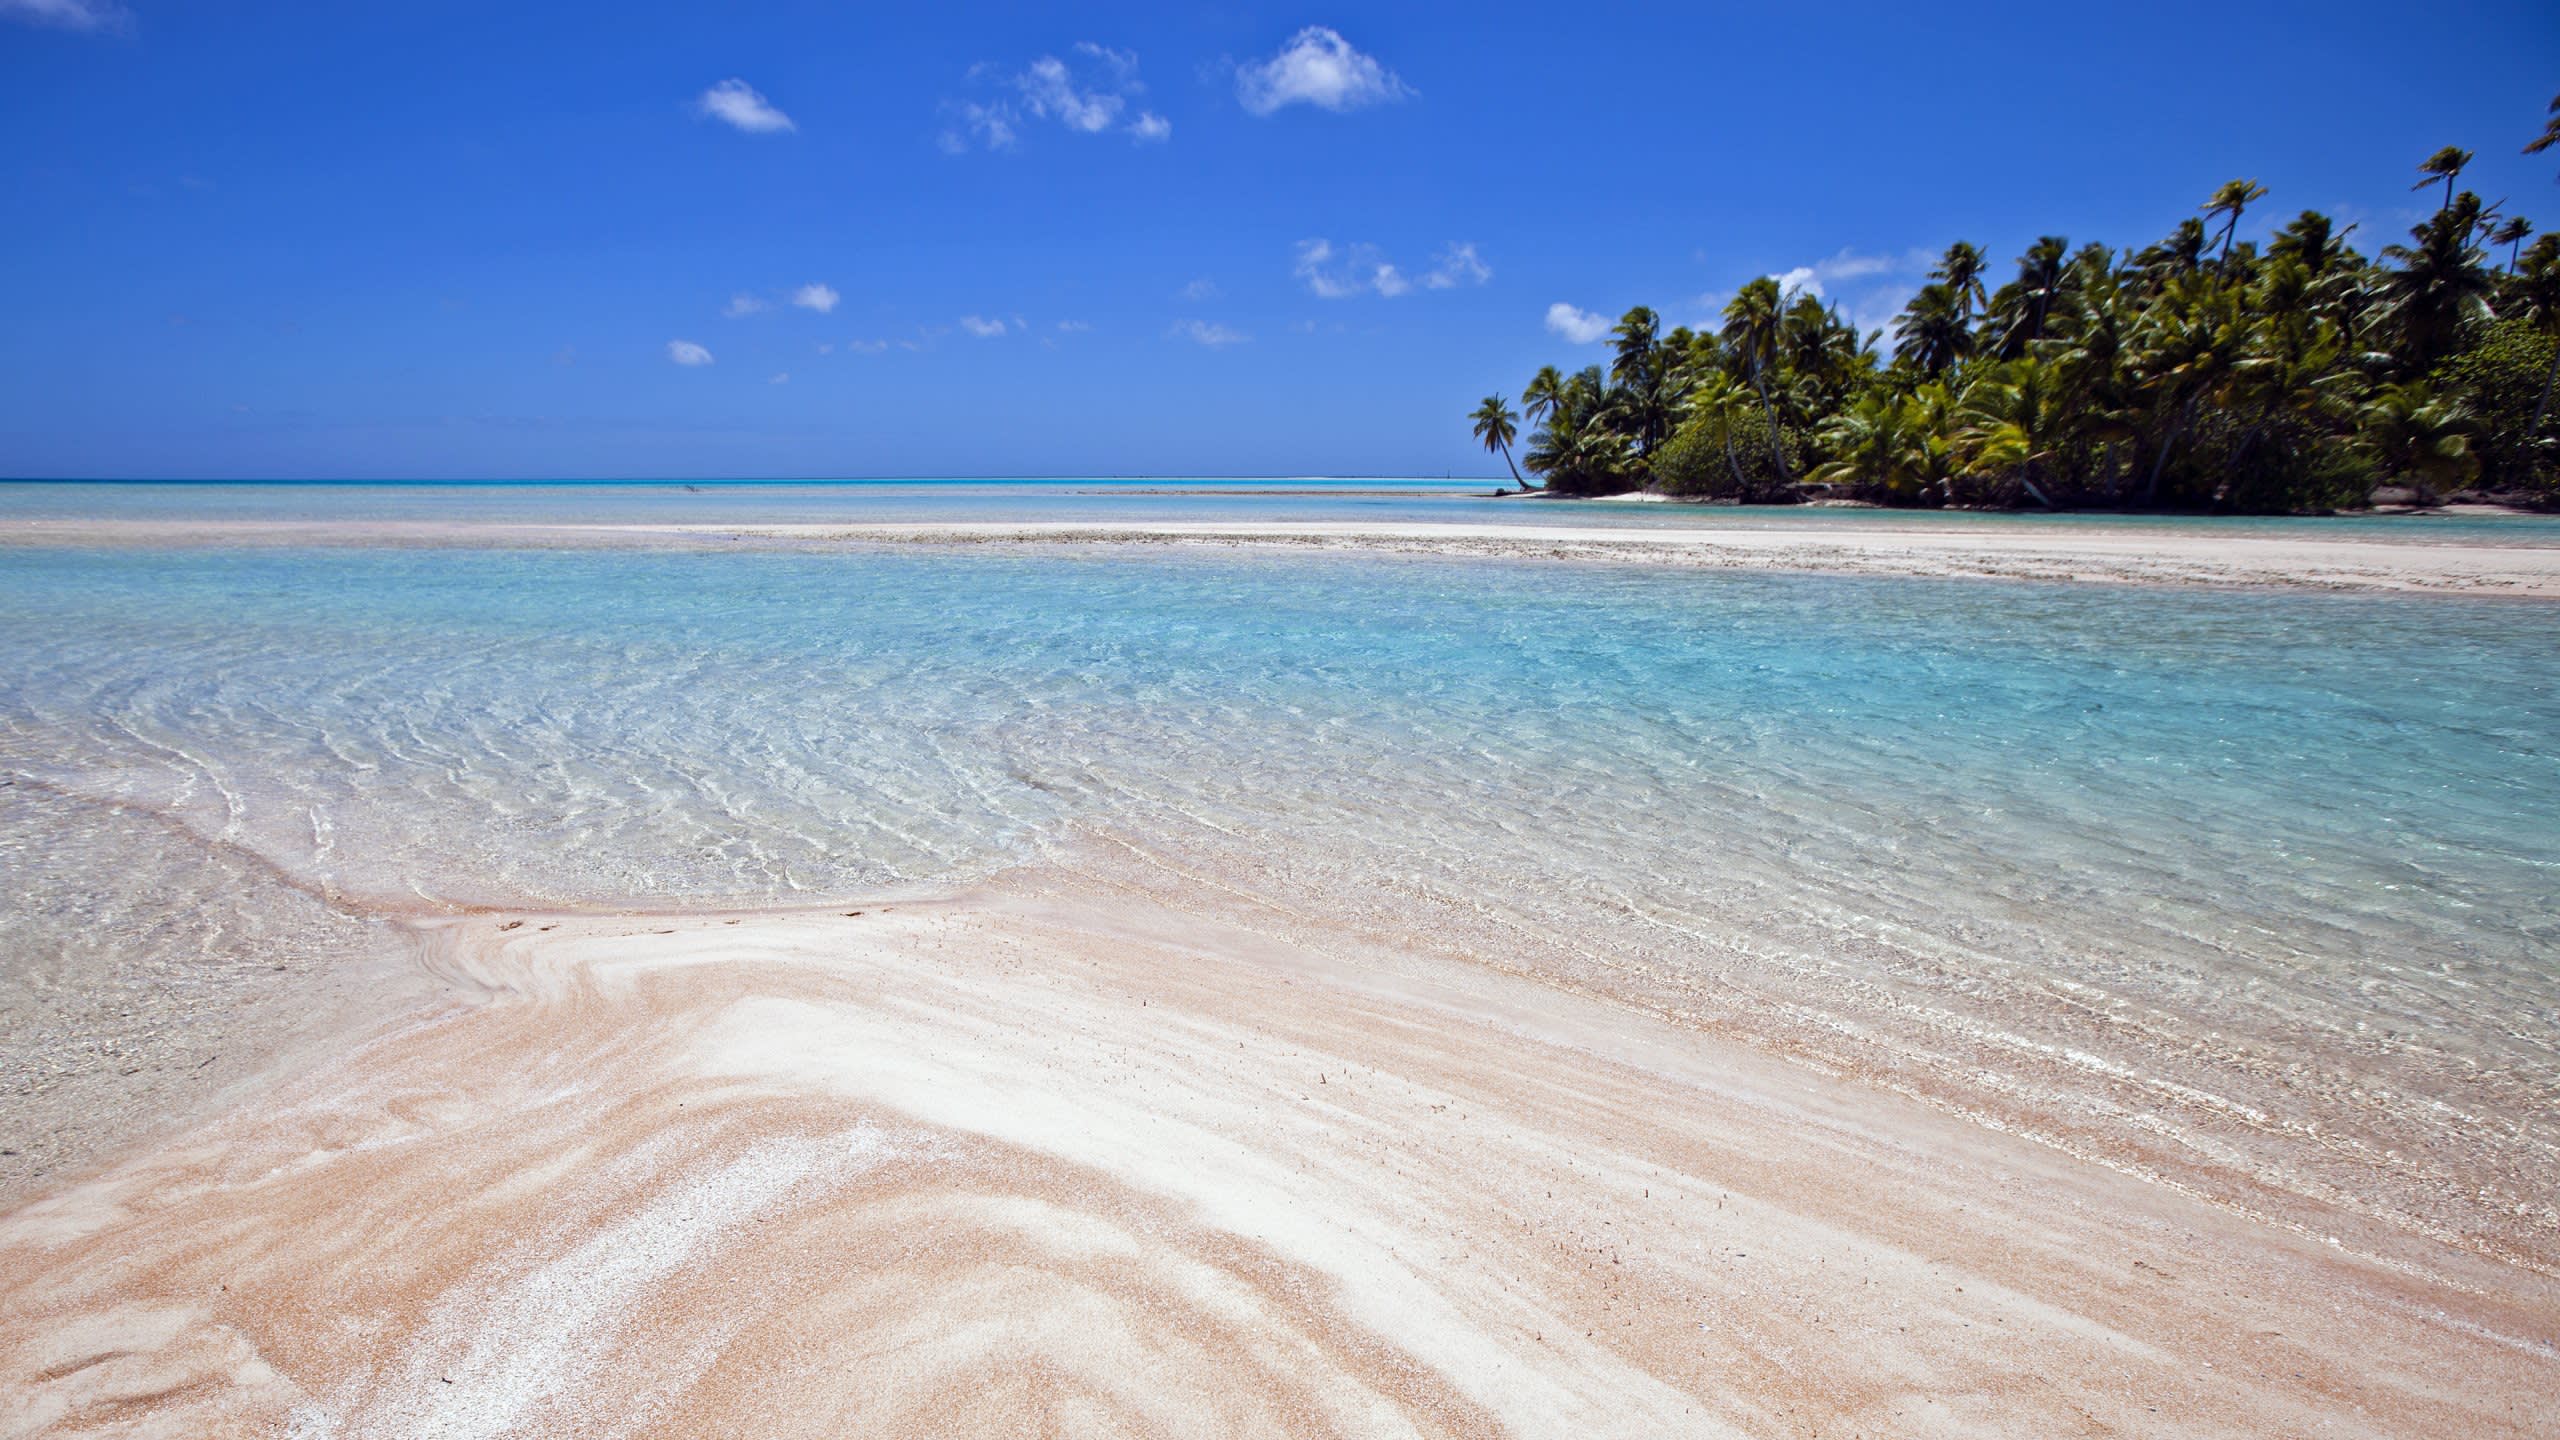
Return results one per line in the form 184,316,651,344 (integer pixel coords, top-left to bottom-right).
7,514,2560,596
4,863,2552,1436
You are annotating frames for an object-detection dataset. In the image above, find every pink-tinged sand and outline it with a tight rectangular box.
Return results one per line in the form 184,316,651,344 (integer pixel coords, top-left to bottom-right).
2,864,2550,1438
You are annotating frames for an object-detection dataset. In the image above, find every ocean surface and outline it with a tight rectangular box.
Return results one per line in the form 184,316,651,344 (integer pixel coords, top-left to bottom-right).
3,480,2557,1276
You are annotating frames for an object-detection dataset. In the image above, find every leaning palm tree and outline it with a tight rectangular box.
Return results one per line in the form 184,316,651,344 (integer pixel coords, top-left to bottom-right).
2202,179,2269,266
1470,394,1525,487
2526,92,2560,170
2414,146,2474,214
2490,215,2534,271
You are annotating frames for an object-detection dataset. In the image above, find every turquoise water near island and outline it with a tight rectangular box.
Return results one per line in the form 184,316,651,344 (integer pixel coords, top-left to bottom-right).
9,476,2560,541
3,481,2557,1271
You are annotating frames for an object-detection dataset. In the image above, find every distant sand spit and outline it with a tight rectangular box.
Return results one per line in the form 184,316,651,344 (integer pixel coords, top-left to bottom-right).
2,868,2551,1438
8,515,2560,596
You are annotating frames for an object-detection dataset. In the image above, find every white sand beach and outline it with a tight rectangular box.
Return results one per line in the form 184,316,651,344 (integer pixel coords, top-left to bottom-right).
10,514,2559,596
4,860,2551,1438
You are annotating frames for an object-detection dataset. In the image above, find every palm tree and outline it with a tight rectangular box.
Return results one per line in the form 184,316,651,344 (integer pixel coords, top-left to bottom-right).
1811,392,1927,501
2202,179,2269,266
2491,215,2534,271
2510,234,2560,435
2361,383,2477,504
1607,306,1678,464
2414,146,2474,214
1470,394,1524,487
2529,92,2560,173
1720,277,1794,481
1988,236,2074,355
1930,242,1989,323
1682,372,1758,497
2376,194,2497,371
1521,366,1566,427
1893,283,1971,375
2134,219,2210,291
1956,357,2066,507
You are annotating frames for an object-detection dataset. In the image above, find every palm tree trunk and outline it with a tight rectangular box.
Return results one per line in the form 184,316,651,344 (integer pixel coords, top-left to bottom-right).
1721,432,1747,496
1747,356,1792,484
2531,337,2560,437
2143,396,2199,507
1498,441,1524,487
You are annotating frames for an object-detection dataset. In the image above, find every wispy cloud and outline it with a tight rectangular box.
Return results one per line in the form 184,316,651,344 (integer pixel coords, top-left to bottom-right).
1179,278,1222,302
1056,319,1092,333
958,315,1009,338
1293,239,1481,300
790,282,840,314
667,339,715,366
723,293,770,318
769,372,790,384
0,0,129,31
1236,27,1411,116
1422,242,1492,290
845,339,890,355
695,79,795,134
941,44,1167,153
1169,319,1248,347
1544,303,1610,344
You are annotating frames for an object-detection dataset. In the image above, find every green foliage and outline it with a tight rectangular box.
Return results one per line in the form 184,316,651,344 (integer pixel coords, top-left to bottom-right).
1474,110,2560,513
2433,319,2558,498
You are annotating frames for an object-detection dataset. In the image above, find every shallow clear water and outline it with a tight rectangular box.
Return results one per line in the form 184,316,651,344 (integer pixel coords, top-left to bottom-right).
3,524,2557,1271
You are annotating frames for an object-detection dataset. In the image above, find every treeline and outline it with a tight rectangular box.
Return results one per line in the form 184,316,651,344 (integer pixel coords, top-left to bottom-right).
1470,101,2560,512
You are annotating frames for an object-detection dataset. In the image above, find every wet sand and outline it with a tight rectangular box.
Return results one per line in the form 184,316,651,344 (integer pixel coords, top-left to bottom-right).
7,514,2560,596
3,863,2553,1438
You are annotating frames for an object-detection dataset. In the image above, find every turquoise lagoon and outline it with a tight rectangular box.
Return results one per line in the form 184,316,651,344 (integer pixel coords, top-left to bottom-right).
2,483,2555,1275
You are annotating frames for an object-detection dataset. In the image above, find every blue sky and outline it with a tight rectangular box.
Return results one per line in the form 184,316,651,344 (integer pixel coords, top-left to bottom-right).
4,0,2557,479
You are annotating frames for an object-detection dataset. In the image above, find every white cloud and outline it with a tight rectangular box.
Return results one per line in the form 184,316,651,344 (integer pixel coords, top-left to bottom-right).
1169,319,1248,347
1296,239,1471,300
0,0,128,30
1073,41,1138,80
846,339,890,354
723,293,770,318
944,45,1166,153
769,372,790,384
790,282,840,314
667,339,715,366
1179,278,1222,302
943,102,1017,153
695,79,795,135
816,342,834,355
1544,303,1610,345
1237,27,1411,116
1020,54,1122,132
958,315,1009,337
1422,242,1492,290
1056,319,1092,333
1773,266,1823,301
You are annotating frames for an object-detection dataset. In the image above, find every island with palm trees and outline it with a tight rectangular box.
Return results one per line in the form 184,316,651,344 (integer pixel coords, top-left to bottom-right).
1473,102,2560,512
